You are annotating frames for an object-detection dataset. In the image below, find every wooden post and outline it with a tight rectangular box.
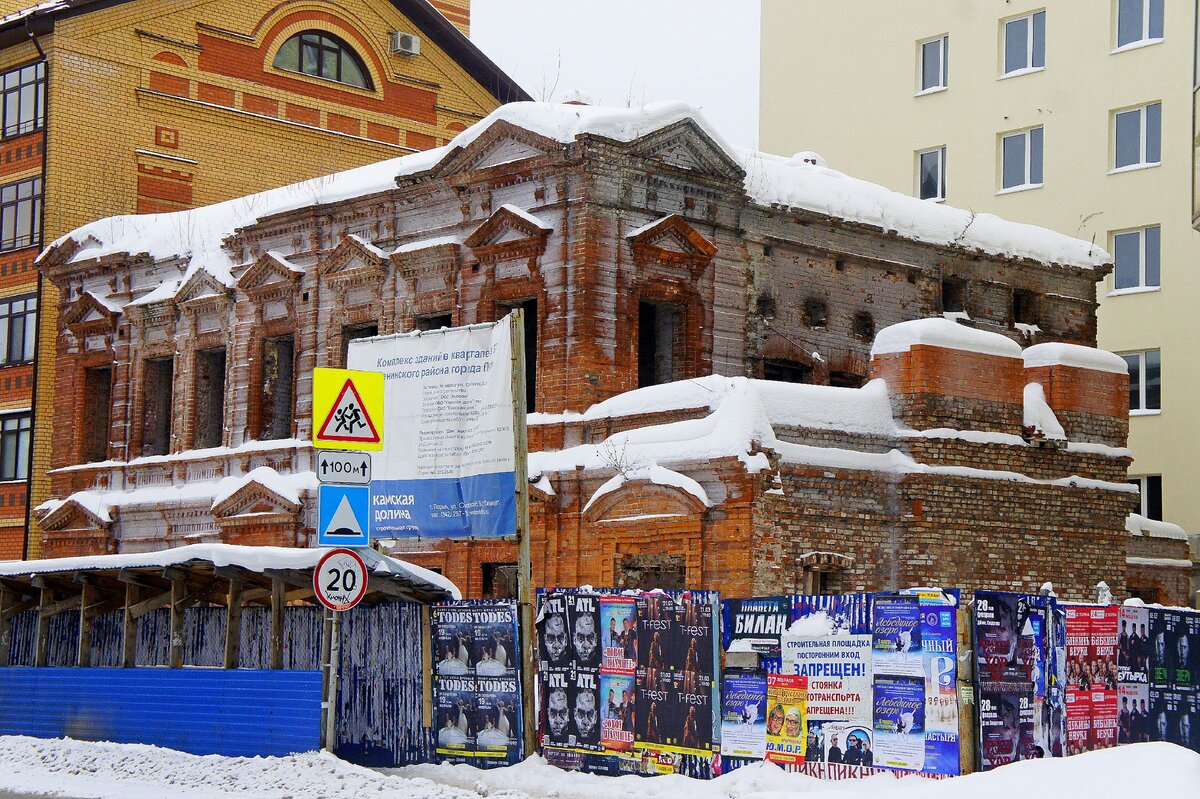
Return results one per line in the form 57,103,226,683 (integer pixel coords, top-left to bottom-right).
270,577,285,670
510,309,536,760
34,584,52,667
76,581,96,668
168,578,185,668
224,577,244,670
958,601,977,775
0,587,13,667
421,604,433,730
122,582,139,668
323,608,342,752
319,606,333,750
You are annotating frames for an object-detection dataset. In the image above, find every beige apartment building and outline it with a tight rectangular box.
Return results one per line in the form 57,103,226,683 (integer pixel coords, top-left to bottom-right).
761,0,1198,595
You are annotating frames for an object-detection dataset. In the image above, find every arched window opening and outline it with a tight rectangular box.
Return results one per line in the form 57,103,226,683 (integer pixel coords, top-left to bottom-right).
273,31,373,89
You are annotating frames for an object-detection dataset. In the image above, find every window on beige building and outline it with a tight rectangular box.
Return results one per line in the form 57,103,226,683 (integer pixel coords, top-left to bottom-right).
918,35,948,92
1003,10,1045,75
917,146,946,200
1128,474,1163,520
1116,0,1164,49
1121,349,1160,413
1001,127,1043,190
1114,102,1161,169
1112,225,1161,290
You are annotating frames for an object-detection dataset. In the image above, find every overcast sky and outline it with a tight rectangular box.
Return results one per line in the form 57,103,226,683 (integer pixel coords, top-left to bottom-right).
470,1,761,149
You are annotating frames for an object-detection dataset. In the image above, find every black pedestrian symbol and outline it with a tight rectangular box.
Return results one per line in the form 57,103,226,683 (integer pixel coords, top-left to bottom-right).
317,379,380,443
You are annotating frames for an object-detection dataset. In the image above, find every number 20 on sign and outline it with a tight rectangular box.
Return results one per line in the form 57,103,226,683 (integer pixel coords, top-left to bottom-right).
314,548,369,611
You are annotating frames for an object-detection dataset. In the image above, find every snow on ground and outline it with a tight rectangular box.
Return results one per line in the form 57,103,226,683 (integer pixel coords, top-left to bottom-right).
3,736,1195,799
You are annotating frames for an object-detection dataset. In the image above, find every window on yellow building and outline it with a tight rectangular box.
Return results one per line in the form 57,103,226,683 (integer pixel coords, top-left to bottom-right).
0,177,41,251
0,411,30,481
273,31,373,90
1,62,44,139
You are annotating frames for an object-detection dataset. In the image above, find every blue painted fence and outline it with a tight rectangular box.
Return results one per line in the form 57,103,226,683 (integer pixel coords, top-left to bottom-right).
0,668,322,756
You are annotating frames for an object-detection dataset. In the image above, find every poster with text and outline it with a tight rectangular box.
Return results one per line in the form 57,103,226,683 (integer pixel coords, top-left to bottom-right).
1065,684,1092,754
723,597,790,656
981,689,1028,767
569,666,602,751
976,593,1028,685
908,590,959,775
434,605,474,677
1118,681,1150,744
872,594,924,678
872,675,925,772
566,593,602,670
1149,609,1170,686
781,630,872,725
600,672,636,753
1118,605,1150,685
1167,610,1196,691
436,677,476,761
720,671,768,759
822,722,873,767
538,593,572,670
474,678,520,764
542,669,573,748
765,674,807,765
347,317,515,538
473,605,517,678
600,596,639,673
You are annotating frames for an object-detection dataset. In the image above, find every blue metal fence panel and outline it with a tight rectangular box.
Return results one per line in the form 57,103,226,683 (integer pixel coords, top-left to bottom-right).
0,668,322,757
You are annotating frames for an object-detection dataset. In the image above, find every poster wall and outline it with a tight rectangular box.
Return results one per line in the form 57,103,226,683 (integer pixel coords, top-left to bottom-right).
764,674,807,765
347,318,516,538
538,588,721,776
431,601,522,766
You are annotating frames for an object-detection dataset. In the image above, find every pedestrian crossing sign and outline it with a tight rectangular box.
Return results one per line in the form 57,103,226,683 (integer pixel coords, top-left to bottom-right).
312,368,384,451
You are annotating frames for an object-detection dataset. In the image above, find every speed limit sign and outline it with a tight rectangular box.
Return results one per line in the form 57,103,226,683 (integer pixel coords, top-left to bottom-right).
313,548,369,611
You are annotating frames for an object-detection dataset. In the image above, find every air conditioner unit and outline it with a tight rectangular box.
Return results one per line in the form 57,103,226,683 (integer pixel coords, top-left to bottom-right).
390,32,420,56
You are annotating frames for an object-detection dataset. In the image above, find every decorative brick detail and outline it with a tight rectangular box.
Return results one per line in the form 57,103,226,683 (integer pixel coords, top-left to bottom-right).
327,113,361,137
148,71,189,97
285,103,320,127
198,82,236,107
406,130,436,150
367,122,399,144
154,126,180,149
242,93,279,117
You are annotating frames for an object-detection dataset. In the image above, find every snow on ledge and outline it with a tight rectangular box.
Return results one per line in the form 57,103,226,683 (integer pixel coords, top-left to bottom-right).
392,234,462,254
582,464,710,515
1024,383,1066,440
1126,556,1193,569
498,203,551,230
1023,342,1128,375
1126,513,1189,540
871,317,1022,358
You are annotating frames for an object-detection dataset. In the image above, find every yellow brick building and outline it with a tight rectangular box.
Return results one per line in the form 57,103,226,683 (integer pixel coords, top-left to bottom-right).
0,0,524,559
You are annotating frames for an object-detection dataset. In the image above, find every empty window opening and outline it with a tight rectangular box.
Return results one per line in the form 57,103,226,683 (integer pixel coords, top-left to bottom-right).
259,336,295,440
1012,290,1039,326
638,301,681,388
829,371,865,389
141,357,174,456
853,312,875,339
341,323,377,365
194,349,227,450
499,299,538,412
82,366,112,463
616,554,685,591
940,278,965,313
804,298,827,328
481,562,518,600
763,359,812,384
415,313,452,331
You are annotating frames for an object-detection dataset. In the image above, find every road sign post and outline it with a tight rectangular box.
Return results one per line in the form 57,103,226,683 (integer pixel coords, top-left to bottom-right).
313,548,369,612
317,484,371,547
509,309,536,763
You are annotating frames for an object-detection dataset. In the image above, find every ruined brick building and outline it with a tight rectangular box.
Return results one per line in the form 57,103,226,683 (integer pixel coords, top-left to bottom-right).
32,102,1192,604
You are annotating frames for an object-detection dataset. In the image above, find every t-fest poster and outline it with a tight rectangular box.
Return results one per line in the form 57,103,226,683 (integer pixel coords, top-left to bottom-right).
540,589,721,774
432,601,522,766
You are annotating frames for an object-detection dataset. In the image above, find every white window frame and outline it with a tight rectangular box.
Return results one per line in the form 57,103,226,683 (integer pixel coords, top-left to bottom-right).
1114,0,1164,52
1002,10,1046,77
999,127,1044,192
918,35,949,94
1112,102,1162,172
916,146,947,200
1128,474,1163,520
1109,225,1161,293
1121,349,1160,414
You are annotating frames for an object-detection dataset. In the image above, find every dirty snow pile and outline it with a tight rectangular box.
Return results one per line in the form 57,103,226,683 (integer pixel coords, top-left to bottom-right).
3,735,1197,799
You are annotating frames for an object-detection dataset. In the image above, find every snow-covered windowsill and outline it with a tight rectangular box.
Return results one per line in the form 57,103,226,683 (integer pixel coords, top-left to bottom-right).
998,66,1045,81
1110,38,1163,55
914,85,948,98
1109,162,1161,176
1107,285,1160,297
1129,409,1161,417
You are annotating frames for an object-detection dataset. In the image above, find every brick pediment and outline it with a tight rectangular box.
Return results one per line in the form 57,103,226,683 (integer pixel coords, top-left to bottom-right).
210,479,301,519
318,235,386,280
176,267,231,307
37,498,111,533
464,205,551,262
63,292,120,329
583,480,707,523
237,251,302,296
627,120,745,181
431,120,563,177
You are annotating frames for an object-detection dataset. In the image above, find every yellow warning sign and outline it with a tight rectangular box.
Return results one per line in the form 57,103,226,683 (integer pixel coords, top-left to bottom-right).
312,368,384,451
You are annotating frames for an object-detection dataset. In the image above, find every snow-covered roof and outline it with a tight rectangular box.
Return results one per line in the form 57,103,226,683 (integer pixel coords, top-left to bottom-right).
1126,513,1189,541
1023,342,1128,375
44,102,1108,292
870,317,1023,359
0,542,459,600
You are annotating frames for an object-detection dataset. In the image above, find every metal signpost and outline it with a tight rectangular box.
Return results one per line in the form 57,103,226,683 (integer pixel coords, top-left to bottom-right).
312,548,369,612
